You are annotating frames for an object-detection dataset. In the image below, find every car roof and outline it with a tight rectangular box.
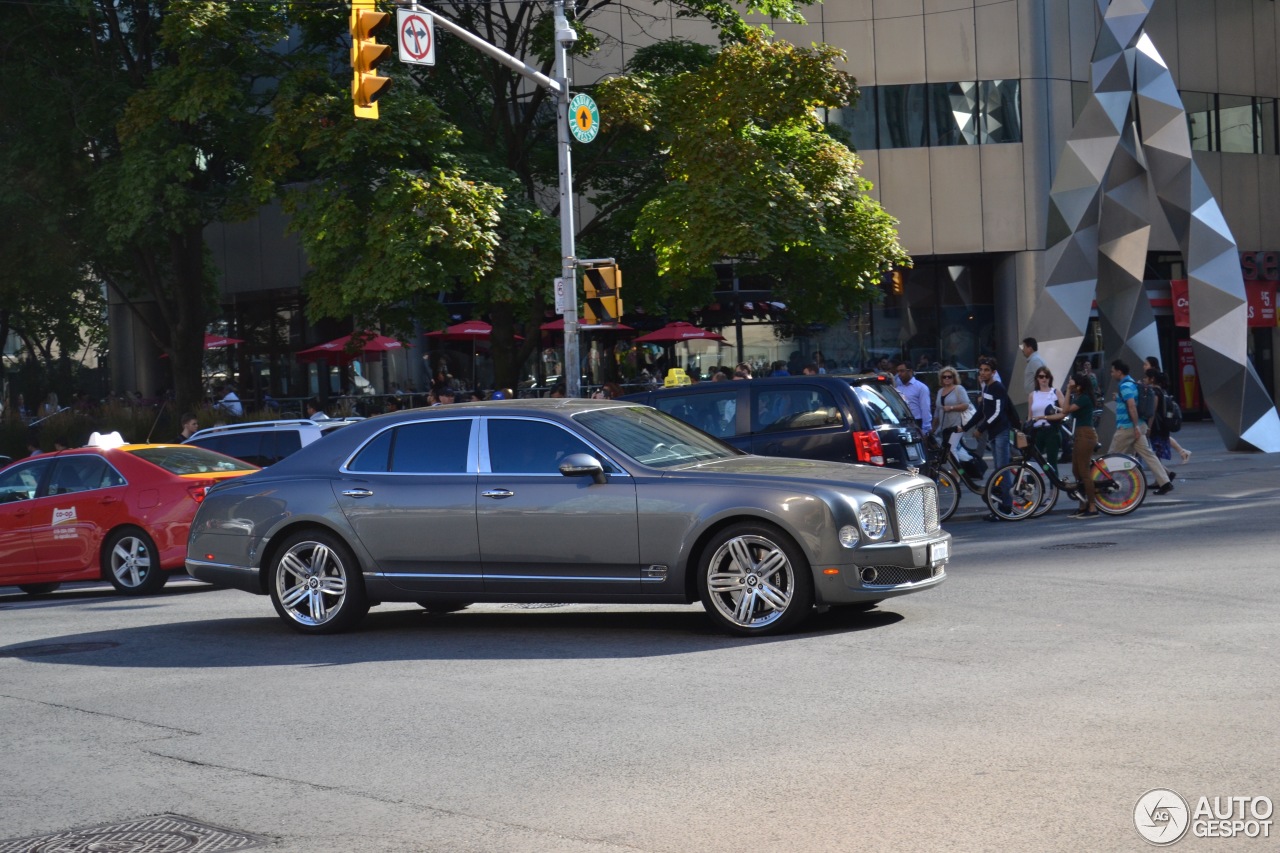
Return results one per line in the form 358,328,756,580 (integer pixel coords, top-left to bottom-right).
187,418,361,440
621,374,895,397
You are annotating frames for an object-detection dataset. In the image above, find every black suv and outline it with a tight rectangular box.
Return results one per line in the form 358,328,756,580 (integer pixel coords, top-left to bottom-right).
620,374,927,470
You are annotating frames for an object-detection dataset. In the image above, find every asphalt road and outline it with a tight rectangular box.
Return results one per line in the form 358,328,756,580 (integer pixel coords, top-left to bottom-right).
1,421,1277,852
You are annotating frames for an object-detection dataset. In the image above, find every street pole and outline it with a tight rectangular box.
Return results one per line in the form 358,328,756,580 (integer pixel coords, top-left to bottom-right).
554,0,580,398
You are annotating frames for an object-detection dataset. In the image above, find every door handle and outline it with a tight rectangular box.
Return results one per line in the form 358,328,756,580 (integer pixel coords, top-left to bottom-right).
481,489,515,499
99,496,119,505
342,488,374,498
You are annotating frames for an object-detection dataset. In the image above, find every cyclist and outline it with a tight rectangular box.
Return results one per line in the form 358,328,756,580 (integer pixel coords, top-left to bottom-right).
1043,372,1099,518
959,359,1016,521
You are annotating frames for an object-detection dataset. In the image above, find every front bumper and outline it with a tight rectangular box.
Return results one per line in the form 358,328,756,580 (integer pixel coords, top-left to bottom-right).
813,531,950,604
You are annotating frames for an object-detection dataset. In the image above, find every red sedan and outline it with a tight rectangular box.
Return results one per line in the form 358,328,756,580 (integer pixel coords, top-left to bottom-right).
0,436,257,596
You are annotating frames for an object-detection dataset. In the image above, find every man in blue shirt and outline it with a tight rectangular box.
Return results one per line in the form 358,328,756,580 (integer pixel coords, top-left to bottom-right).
1109,359,1173,494
894,359,932,434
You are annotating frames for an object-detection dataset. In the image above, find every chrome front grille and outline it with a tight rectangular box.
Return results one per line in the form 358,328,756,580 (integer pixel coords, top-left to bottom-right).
895,483,939,538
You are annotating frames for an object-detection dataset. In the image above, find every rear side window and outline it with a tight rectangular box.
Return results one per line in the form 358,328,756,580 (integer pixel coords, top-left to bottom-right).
191,432,267,467
753,386,841,433
851,383,912,426
49,457,124,495
348,420,472,474
654,391,738,438
273,431,303,459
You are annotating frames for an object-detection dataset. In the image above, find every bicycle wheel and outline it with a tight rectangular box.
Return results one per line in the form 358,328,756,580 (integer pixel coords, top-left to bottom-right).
1031,477,1060,518
1092,453,1146,515
985,464,1043,520
935,468,961,522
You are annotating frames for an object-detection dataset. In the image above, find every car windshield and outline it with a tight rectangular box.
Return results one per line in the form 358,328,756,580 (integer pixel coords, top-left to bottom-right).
850,383,914,426
575,406,741,469
126,445,258,474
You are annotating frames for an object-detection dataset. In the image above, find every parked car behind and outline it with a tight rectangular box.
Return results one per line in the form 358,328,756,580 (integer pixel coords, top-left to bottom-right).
0,433,257,596
620,374,928,469
186,399,949,637
184,418,363,467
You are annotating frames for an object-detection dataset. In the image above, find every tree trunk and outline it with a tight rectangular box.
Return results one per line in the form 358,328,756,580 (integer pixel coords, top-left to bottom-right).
166,226,211,415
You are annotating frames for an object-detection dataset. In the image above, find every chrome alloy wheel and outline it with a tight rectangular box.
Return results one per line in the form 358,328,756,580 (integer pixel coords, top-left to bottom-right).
705,534,797,630
274,540,351,627
110,535,153,589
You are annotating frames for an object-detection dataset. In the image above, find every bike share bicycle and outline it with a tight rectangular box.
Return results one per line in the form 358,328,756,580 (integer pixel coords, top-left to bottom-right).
922,432,988,522
982,421,1147,520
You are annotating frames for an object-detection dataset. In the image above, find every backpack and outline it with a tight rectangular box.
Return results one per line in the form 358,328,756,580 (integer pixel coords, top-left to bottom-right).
1136,382,1157,422
1164,395,1183,432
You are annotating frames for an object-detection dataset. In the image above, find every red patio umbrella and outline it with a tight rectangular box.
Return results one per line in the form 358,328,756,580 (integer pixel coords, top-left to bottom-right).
540,318,635,333
204,333,245,349
296,333,405,363
633,321,726,343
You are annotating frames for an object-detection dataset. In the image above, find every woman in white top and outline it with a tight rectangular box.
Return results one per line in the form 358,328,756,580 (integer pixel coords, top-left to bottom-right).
933,366,970,435
1028,367,1067,474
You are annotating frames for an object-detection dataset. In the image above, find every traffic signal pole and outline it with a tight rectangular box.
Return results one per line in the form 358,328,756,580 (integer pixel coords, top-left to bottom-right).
407,1,583,397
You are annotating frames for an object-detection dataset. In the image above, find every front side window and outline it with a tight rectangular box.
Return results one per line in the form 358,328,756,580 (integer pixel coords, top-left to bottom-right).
0,459,53,503
487,419,601,474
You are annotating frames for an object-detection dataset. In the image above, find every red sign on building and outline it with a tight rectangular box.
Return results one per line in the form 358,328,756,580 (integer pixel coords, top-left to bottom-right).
1170,279,1277,327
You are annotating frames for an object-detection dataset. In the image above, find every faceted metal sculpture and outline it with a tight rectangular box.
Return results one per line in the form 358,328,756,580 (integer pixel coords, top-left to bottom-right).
1020,0,1280,451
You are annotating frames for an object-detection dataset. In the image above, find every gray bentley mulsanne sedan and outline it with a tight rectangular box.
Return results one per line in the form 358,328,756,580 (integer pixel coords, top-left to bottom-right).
186,399,949,636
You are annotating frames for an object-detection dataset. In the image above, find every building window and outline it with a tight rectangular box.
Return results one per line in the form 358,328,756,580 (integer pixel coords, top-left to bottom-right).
1219,94,1257,153
1183,91,1215,151
834,80,1021,150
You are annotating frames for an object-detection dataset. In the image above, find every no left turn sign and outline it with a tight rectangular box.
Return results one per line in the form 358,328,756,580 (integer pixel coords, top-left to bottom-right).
397,9,435,66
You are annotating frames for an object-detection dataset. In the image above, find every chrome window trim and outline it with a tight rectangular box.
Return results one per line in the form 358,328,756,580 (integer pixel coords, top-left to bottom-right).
478,416,631,477
339,417,480,476
374,571,640,583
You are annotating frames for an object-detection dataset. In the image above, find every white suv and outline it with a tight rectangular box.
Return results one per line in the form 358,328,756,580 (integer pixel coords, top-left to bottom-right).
184,418,362,467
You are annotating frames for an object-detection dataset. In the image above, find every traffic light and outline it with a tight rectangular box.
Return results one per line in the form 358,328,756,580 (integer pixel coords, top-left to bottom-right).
583,264,622,324
350,0,392,120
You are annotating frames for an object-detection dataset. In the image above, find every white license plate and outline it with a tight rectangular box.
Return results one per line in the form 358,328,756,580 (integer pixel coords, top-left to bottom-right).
930,540,949,565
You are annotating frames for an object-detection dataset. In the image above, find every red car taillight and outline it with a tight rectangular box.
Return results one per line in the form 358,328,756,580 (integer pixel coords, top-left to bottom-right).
853,430,885,466
187,482,213,503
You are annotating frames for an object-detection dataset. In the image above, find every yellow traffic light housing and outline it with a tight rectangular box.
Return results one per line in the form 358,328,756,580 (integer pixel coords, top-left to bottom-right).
583,264,622,324
350,0,392,119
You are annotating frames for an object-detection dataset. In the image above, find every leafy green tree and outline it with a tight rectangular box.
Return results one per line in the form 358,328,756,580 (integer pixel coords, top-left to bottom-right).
608,32,910,325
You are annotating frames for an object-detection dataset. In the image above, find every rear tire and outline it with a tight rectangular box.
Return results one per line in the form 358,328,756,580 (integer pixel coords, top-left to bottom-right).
104,528,168,595
698,522,814,636
18,583,60,595
1092,453,1146,515
935,470,960,522
269,530,369,634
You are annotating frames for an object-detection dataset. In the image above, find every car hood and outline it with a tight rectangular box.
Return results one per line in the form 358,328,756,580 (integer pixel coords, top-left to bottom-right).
668,454,917,489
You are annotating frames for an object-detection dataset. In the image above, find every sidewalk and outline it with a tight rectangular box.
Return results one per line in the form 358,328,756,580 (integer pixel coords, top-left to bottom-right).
945,417,1277,522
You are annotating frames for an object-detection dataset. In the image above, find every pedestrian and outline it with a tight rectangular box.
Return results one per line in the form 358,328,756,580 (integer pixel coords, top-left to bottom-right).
1146,369,1191,464
39,392,59,418
1108,359,1174,494
1043,373,1099,517
179,412,200,441
305,398,330,421
1021,337,1047,397
1074,356,1101,404
1028,365,1067,476
932,366,970,437
894,359,932,433
959,358,1016,520
214,383,243,417
733,363,752,380
593,382,624,400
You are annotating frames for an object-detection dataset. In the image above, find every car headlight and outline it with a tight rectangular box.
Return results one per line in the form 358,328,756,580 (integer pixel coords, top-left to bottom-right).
838,525,860,548
858,501,888,541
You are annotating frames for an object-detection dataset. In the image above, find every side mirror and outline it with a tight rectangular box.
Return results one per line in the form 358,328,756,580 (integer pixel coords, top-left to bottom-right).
558,453,607,485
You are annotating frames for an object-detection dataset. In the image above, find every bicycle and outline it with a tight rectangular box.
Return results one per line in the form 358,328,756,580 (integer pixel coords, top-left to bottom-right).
983,424,1147,520
921,433,989,522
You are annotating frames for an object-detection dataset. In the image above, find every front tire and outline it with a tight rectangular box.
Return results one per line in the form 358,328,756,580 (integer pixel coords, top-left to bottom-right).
697,522,814,636
269,530,368,634
104,528,168,595
935,470,960,522
985,465,1043,520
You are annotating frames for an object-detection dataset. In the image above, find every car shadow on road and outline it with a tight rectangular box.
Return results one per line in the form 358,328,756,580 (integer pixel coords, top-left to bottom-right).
0,604,904,668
